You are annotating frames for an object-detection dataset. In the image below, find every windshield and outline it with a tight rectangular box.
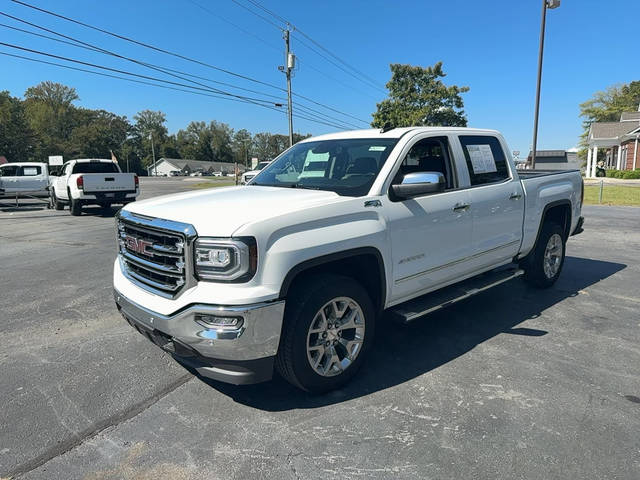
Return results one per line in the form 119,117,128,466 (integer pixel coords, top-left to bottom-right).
256,161,270,170
251,138,398,196
72,162,119,174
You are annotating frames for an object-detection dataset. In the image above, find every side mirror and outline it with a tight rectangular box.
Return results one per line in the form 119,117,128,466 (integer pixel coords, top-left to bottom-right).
391,172,446,200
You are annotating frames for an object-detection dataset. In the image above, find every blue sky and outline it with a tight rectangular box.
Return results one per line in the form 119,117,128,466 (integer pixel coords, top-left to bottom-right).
1,0,639,156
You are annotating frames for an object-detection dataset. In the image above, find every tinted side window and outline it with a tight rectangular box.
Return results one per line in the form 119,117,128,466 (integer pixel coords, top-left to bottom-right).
459,135,509,186
1,165,19,176
20,166,42,176
395,136,456,189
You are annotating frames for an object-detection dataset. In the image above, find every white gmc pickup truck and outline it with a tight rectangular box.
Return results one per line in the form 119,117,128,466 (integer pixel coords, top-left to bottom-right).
50,159,139,215
113,127,584,392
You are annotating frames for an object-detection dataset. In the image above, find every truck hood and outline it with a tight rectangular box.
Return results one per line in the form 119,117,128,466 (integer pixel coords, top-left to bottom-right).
125,185,341,236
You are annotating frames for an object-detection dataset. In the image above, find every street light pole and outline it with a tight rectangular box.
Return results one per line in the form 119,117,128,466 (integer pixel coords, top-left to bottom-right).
150,132,157,176
281,28,295,147
531,0,560,170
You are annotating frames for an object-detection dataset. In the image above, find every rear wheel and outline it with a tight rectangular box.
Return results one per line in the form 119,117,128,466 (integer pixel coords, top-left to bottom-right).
69,191,82,216
522,221,566,288
276,274,375,393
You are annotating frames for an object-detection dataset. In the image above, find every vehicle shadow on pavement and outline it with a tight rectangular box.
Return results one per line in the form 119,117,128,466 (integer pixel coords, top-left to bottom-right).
193,256,626,410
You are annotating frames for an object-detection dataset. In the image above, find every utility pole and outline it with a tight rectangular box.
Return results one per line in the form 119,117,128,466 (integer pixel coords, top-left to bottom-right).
281,28,295,147
531,0,560,170
150,132,157,176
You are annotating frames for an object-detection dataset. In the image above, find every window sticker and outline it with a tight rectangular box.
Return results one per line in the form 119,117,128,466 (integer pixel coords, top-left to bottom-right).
467,144,497,174
23,167,39,176
368,146,387,151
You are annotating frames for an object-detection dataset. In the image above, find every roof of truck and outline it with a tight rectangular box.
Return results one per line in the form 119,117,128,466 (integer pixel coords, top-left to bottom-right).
302,127,501,142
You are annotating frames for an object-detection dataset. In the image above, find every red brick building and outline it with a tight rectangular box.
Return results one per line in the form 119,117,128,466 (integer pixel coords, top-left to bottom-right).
585,111,640,178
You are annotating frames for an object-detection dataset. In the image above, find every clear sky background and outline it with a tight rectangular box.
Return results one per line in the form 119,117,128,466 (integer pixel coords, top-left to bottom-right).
1,0,639,156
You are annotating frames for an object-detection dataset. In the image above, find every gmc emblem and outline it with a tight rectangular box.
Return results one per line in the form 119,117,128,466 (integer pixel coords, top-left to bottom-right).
125,235,153,256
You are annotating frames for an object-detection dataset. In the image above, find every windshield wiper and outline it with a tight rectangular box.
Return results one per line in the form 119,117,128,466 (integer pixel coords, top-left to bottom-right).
287,184,320,190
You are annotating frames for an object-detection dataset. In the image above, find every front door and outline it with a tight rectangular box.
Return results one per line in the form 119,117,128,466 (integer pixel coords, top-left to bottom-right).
384,135,474,305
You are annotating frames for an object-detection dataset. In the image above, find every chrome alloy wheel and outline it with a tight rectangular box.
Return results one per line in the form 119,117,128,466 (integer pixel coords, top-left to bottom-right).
306,297,366,377
543,233,563,279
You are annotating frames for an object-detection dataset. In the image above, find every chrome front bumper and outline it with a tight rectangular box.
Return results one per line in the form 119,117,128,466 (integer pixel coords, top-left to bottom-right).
114,290,285,384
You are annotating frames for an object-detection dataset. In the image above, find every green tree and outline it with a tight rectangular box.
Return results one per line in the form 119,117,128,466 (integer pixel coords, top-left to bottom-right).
0,91,35,161
371,62,469,128
24,81,80,159
232,128,252,166
132,110,168,167
578,81,640,158
67,109,131,159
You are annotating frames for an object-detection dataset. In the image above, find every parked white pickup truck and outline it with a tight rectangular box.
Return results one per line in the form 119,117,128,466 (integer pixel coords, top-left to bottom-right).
113,127,584,392
50,159,139,215
0,162,49,197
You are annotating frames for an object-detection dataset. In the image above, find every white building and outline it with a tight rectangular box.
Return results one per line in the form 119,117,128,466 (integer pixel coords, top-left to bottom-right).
146,158,246,176
585,111,640,178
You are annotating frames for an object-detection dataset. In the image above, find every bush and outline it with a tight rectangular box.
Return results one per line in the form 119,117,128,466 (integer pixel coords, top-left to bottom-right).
621,170,640,179
606,169,622,178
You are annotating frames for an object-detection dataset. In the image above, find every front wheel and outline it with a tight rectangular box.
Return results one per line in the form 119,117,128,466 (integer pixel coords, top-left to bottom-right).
51,189,64,210
276,274,375,393
522,222,566,288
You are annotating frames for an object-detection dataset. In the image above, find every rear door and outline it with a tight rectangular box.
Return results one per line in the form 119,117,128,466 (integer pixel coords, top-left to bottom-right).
454,135,524,270
17,164,47,192
384,134,474,304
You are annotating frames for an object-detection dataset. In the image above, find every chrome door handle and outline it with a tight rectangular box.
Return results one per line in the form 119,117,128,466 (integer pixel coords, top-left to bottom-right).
509,193,522,200
453,203,470,212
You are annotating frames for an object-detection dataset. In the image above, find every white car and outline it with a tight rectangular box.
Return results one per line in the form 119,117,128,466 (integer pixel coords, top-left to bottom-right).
114,127,583,392
241,161,270,184
0,162,50,197
50,159,139,215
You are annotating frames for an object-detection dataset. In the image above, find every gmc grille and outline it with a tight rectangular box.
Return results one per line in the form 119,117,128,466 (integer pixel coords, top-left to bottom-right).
118,217,188,297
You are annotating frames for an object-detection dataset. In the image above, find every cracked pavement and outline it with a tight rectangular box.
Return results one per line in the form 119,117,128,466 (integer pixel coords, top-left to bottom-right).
1,180,639,479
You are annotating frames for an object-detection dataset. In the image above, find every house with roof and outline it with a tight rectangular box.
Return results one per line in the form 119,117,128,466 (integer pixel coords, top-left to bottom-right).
146,158,245,176
585,111,640,177
525,150,580,170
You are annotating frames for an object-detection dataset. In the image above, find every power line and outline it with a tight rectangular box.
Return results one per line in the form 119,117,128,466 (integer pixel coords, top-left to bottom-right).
228,0,283,30
180,3,372,122
0,48,354,131
187,0,281,53
8,0,368,126
232,0,385,93
10,0,285,92
0,18,361,128
0,12,287,104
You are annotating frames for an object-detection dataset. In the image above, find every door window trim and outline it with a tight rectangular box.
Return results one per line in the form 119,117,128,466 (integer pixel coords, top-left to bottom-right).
454,134,515,189
384,133,460,200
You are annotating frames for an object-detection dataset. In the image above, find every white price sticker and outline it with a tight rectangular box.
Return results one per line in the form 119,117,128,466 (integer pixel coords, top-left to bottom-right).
467,144,497,174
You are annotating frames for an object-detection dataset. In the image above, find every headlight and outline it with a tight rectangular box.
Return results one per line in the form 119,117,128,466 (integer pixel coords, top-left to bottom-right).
194,237,257,282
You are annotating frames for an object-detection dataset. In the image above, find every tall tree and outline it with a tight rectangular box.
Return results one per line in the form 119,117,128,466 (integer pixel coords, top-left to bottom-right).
0,91,35,161
232,129,252,166
132,110,168,167
23,81,80,159
371,62,469,128
67,109,131,159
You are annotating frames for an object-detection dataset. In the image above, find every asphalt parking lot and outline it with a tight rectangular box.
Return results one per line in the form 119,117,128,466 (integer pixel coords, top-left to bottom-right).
1,178,639,479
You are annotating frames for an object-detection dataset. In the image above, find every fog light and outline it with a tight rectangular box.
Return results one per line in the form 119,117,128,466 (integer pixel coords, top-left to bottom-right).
195,314,243,329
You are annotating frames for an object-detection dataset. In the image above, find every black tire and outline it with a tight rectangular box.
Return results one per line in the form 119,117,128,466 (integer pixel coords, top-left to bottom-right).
276,274,375,393
522,221,566,288
69,191,82,216
51,190,64,210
